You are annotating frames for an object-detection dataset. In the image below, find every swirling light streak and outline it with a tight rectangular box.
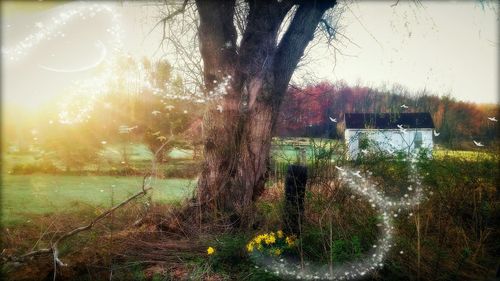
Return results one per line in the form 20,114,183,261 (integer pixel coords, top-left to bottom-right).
38,40,108,73
2,3,120,62
2,2,125,124
251,154,424,280
4,2,234,124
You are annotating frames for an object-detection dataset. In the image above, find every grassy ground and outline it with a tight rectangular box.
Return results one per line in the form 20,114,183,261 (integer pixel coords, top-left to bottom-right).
1,139,498,280
2,175,196,226
2,143,198,226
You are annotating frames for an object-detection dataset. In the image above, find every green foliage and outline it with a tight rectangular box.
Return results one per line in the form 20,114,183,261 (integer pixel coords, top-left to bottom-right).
299,222,374,265
358,135,369,150
151,273,168,281
210,234,250,270
132,266,146,281
268,139,498,279
204,233,283,281
374,153,498,279
254,200,284,230
106,166,141,176
331,236,361,263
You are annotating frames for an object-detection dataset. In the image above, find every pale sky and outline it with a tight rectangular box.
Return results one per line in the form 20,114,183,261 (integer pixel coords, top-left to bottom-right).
308,1,499,104
1,1,498,110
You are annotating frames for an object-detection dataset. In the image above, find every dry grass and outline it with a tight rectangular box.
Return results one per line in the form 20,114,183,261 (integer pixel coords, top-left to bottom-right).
2,151,498,280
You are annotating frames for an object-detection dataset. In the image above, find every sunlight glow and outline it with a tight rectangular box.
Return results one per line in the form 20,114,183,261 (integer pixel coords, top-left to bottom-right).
3,1,234,124
38,40,108,73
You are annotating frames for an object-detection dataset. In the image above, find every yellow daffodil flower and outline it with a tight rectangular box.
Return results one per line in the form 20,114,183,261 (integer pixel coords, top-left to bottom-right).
246,242,254,252
207,246,215,255
265,235,276,245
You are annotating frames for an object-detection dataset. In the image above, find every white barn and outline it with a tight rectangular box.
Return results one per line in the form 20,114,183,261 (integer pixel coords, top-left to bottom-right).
344,113,435,159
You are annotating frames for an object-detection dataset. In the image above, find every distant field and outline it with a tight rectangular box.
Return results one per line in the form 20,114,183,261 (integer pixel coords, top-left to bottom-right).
1,144,197,226
271,138,496,163
433,149,496,161
100,143,194,162
2,140,495,226
5,140,344,171
1,175,196,225
2,143,196,174
271,138,342,163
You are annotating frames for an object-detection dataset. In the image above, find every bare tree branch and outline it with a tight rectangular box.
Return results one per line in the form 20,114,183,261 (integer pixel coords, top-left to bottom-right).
391,0,400,7
320,18,336,41
147,0,189,39
273,1,336,94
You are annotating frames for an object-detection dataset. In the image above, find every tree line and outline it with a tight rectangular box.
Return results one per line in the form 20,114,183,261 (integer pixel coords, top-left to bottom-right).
6,75,498,173
277,81,499,149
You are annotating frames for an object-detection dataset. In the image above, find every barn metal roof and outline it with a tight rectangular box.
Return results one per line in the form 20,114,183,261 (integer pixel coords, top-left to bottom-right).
344,112,435,129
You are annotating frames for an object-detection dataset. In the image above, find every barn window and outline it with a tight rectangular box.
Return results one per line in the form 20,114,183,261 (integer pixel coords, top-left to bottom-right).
415,132,423,148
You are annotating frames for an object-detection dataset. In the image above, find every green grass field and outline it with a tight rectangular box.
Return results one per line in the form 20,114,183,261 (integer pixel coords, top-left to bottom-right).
1,143,200,226
433,149,495,161
1,175,196,225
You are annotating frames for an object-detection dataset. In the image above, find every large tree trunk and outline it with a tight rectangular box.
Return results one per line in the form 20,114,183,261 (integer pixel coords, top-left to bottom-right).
195,0,335,222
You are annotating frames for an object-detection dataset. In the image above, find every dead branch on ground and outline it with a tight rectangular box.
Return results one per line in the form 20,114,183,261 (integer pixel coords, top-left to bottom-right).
3,174,152,268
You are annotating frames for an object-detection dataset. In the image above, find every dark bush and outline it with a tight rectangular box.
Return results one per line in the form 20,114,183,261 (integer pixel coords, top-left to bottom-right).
107,166,142,176
163,164,200,178
11,161,60,175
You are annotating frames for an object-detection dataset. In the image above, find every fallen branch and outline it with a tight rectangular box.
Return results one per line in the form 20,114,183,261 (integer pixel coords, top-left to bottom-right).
3,174,152,269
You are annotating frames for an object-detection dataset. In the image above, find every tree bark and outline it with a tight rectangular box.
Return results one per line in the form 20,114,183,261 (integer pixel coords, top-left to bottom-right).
195,0,335,222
